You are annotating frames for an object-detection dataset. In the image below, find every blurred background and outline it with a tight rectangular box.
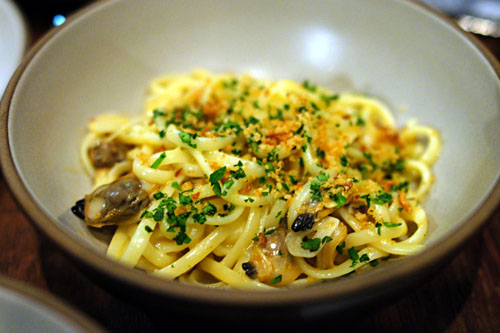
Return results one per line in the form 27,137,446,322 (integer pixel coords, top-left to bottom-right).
3,0,500,101
12,0,500,38
420,0,500,37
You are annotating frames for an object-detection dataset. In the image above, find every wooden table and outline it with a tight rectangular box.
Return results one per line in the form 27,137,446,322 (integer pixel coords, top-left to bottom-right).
2,2,500,331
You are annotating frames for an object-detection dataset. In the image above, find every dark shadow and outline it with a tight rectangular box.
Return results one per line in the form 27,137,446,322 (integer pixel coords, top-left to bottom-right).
37,225,485,333
38,234,156,332
38,203,499,333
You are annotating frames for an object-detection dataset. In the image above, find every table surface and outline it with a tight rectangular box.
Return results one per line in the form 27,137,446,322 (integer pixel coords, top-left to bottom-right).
2,2,500,332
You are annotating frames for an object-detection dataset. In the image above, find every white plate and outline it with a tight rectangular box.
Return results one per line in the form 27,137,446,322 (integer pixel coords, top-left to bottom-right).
0,276,103,332
0,0,27,98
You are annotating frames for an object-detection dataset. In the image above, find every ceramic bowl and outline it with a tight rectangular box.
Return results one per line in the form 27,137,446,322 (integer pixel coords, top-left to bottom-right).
1,0,500,322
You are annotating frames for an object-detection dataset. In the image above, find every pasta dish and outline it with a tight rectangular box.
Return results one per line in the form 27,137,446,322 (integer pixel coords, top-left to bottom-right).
71,70,441,289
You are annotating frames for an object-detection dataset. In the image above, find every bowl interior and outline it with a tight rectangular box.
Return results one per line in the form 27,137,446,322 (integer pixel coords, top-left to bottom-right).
4,0,500,300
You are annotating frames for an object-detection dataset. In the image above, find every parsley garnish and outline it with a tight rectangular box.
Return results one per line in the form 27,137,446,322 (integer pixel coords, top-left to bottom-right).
209,167,226,183
230,161,247,180
336,241,346,254
390,181,409,192
301,236,332,252
383,221,402,228
151,152,166,169
316,147,325,159
320,93,339,105
359,253,370,263
301,238,321,251
244,116,260,126
178,130,197,148
373,192,392,205
356,115,365,126
361,194,371,208
294,124,304,135
173,231,191,245
140,210,153,219
348,247,360,267
316,172,329,182
202,203,217,216
153,191,164,200
264,228,277,236
269,109,284,120
171,181,182,191
178,192,193,206
271,275,282,284
362,152,378,170
340,155,349,167
310,180,323,201
209,167,227,196
330,193,347,208
302,80,317,93
152,208,164,222
231,149,242,156
218,121,243,135
152,108,166,119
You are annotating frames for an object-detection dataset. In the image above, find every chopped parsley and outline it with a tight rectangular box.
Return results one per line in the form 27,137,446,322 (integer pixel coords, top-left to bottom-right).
209,167,228,196
383,221,402,228
178,191,193,206
320,93,339,105
171,181,182,191
301,238,321,251
231,149,242,156
150,152,166,169
310,180,323,201
340,155,349,167
316,172,329,181
153,191,165,200
390,181,409,192
301,236,332,252
270,275,282,284
217,121,243,135
361,194,371,208
373,192,393,205
330,193,347,208
348,247,360,267
382,158,405,179
230,161,247,180
336,241,346,254
244,116,260,126
316,147,325,159
359,253,370,263
362,152,378,170
302,79,317,93
173,231,191,245
178,130,197,148
269,109,284,120
356,115,366,126
152,108,166,119
289,175,299,185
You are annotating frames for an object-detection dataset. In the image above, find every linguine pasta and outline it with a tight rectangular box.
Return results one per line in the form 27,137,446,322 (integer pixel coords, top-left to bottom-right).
74,69,441,289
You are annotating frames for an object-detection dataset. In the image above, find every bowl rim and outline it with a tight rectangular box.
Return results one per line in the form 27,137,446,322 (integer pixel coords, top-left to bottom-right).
1,0,500,308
